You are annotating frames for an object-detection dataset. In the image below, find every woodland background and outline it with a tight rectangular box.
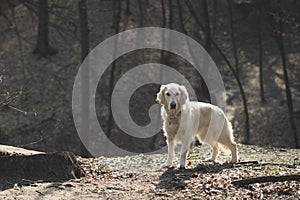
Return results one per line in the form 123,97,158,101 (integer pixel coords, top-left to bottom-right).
0,0,299,156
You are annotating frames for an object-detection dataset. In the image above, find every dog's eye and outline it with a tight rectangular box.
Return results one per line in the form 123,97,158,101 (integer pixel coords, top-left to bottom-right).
166,92,170,96
175,93,179,96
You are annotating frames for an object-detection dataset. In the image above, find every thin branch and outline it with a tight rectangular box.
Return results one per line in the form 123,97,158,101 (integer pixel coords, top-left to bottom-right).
8,105,37,116
19,136,43,148
0,91,22,109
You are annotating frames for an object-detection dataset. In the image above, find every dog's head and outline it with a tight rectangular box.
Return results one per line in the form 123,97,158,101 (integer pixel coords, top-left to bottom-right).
156,83,189,111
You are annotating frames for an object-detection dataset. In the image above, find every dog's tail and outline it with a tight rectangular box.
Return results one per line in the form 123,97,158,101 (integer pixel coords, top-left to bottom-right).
218,117,236,151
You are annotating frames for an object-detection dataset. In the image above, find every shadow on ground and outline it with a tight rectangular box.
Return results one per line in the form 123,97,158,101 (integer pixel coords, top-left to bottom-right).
155,162,234,191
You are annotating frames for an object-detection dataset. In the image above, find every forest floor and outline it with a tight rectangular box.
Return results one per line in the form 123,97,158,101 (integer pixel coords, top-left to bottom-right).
0,144,299,199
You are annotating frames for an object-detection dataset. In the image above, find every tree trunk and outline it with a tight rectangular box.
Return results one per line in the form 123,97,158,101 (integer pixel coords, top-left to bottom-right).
185,0,250,143
201,0,211,53
167,0,173,29
107,0,121,142
0,145,84,181
211,0,218,39
78,0,91,156
79,0,90,62
227,0,239,76
138,0,144,27
34,0,56,56
160,0,166,63
276,13,299,148
258,2,266,103
213,41,250,144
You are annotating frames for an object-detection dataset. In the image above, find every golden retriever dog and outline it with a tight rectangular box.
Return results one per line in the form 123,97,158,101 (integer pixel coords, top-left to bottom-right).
156,83,237,169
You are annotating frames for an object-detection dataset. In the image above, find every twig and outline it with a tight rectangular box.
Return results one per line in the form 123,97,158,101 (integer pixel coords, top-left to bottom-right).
36,190,45,196
106,186,129,191
0,91,21,108
232,175,300,186
7,105,37,116
234,161,298,168
19,136,43,148
7,105,27,114
234,161,259,166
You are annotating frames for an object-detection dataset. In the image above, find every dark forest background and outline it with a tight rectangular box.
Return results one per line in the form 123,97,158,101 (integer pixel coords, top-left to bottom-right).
0,0,299,156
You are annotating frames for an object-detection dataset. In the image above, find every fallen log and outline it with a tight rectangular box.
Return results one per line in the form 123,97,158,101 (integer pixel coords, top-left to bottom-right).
0,144,44,156
232,175,300,186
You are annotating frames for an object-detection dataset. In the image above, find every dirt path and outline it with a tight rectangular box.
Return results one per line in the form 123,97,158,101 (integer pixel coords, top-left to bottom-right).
0,144,299,199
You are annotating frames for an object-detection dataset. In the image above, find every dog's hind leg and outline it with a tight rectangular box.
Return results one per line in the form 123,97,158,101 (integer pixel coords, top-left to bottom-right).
211,143,219,162
228,142,238,163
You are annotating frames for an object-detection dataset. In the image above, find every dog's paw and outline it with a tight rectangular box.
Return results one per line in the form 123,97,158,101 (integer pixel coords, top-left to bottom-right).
204,158,220,164
179,165,186,169
230,159,238,164
161,163,172,168
204,158,215,162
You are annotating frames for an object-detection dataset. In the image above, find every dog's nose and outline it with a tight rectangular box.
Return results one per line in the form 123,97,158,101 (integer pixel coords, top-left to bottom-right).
170,102,176,109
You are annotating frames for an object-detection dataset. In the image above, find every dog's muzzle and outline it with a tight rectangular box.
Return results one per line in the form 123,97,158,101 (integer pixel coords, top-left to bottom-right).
170,101,176,110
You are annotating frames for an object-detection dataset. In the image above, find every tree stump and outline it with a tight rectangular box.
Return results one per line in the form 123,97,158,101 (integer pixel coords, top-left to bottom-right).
0,145,84,182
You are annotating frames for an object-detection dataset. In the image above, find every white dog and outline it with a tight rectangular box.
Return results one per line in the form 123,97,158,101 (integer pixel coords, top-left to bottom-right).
156,83,237,169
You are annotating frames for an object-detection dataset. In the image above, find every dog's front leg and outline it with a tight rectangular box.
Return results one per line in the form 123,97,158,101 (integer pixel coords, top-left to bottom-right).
179,140,191,169
162,138,175,168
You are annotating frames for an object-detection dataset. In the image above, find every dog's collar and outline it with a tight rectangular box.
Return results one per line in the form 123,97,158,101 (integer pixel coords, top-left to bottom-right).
168,111,181,120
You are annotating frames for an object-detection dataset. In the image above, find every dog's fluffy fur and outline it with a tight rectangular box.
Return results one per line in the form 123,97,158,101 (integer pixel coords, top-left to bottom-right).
156,83,237,169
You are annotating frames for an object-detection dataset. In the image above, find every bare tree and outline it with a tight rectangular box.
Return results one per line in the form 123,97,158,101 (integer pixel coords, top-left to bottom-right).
185,0,250,143
201,0,212,53
257,1,266,103
272,3,298,148
138,0,144,27
187,0,211,52
211,0,218,39
79,0,89,62
226,0,239,76
123,0,131,28
78,0,90,155
125,0,131,16
161,0,166,28
3,2,30,78
213,39,250,144
177,0,185,33
107,0,121,138
167,0,173,29
160,0,166,63
33,0,56,56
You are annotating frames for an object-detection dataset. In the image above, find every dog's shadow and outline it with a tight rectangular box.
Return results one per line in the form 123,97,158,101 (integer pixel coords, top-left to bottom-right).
155,162,234,191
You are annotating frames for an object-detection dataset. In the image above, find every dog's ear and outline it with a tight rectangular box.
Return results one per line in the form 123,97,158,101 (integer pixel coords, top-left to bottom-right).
156,85,166,105
179,85,189,105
